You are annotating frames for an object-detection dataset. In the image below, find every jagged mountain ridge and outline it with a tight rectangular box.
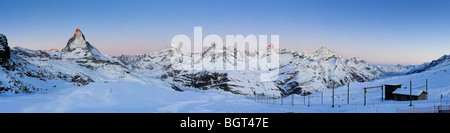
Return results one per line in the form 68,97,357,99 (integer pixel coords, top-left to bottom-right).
115,45,384,97
1,29,144,94
61,28,112,61
2,29,447,98
274,47,382,95
0,34,76,94
407,54,450,74
19,29,140,81
57,29,138,80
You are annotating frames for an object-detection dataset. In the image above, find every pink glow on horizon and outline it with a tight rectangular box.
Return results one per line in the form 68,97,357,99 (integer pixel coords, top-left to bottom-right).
100,49,150,56
6,38,440,66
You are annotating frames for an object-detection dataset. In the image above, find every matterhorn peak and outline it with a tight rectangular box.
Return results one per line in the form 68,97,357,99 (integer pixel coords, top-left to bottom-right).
61,28,112,61
75,28,82,34
62,28,88,52
266,43,278,49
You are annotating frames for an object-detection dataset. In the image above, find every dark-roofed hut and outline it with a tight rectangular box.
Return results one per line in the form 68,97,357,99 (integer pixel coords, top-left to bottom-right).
392,88,428,101
385,84,402,100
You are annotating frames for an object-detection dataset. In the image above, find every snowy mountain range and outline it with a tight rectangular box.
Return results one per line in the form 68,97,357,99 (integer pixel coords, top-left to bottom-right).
407,55,450,74
1,29,448,98
376,64,417,76
1,33,69,94
113,43,386,97
1,29,143,94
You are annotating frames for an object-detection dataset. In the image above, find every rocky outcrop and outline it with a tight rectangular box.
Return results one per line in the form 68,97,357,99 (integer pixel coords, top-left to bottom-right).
0,34,11,69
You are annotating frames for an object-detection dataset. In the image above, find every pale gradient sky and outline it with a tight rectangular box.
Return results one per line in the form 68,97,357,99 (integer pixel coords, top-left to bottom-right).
1,0,449,65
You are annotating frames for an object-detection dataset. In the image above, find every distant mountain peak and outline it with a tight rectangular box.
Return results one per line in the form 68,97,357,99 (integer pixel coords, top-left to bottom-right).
407,54,450,74
62,28,88,52
313,45,342,59
61,28,113,61
75,28,81,34
266,43,277,49
44,48,60,52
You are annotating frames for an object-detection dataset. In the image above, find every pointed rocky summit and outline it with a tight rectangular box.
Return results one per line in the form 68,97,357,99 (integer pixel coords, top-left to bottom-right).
75,28,82,34
313,45,342,59
62,28,89,52
61,28,111,61
266,43,277,49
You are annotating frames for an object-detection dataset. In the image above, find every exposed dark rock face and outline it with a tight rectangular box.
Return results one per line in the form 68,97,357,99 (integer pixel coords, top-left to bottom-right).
0,34,57,94
0,30,127,94
0,34,11,69
173,71,232,91
114,45,384,97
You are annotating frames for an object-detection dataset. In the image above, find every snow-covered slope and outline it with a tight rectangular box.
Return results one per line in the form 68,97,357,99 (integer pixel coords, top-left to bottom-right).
274,47,382,95
2,29,145,95
0,56,447,113
0,31,448,113
0,34,74,94
407,55,450,74
18,29,141,82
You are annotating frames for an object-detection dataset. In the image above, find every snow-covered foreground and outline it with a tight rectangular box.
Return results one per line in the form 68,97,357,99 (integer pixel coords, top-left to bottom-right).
0,79,273,113
313,66,450,113
0,65,448,113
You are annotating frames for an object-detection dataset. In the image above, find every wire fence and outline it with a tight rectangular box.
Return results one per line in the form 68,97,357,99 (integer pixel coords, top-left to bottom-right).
396,105,450,113
247,94,352,107
245,92,450,113
242,73,450,113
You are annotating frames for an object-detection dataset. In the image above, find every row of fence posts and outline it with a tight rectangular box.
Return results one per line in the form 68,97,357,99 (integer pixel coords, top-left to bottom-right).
251,91,329,107
250,82,401,107
250,79,446,110
252,92,448,108
250,83,351,108
252,94,322,107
